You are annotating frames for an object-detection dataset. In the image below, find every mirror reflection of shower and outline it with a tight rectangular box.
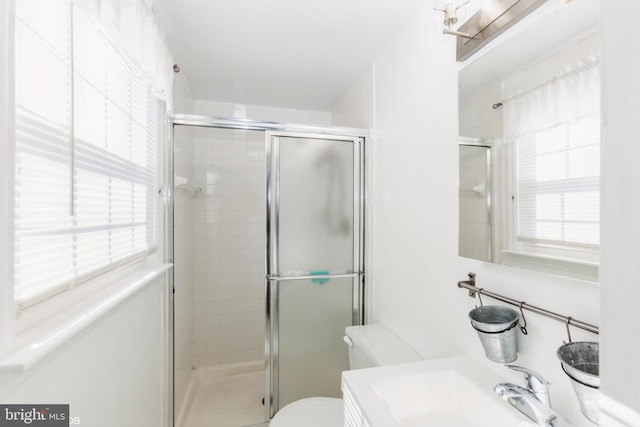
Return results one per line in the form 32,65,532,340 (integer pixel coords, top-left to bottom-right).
459,139,493,262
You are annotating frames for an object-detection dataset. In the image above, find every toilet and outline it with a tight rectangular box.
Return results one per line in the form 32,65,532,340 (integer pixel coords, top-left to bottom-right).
269,324,423,427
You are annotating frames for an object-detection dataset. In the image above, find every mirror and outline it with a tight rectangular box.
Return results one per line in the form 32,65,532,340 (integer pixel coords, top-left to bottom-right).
458,0,600,282
459,140,492,262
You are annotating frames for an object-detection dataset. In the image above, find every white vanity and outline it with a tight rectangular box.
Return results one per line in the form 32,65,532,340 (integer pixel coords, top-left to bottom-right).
342,356,537,427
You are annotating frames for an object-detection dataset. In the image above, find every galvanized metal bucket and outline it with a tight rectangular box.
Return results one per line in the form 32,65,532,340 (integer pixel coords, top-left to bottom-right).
469,306,519,363
557,341,599,424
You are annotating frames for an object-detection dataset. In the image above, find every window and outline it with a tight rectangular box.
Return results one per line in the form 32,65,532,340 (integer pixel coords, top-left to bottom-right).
14,0,158,310
516,116,600,250
504,56,600,265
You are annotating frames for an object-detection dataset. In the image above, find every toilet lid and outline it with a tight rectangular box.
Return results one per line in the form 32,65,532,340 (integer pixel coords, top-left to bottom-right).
270,397,343,427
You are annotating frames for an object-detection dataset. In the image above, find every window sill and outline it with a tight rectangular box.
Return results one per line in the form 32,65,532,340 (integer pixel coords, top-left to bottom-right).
0,263,172,374
501,250,598,282
502,249,598,267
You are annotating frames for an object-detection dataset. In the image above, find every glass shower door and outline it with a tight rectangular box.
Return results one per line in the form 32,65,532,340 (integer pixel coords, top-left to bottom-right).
266,132,363,417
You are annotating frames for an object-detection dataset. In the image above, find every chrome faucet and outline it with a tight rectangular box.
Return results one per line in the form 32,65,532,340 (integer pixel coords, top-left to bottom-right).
494,366,575,426
506,365,551,407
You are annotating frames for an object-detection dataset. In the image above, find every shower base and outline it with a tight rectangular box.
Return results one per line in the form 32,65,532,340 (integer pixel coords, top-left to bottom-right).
178,361,266,427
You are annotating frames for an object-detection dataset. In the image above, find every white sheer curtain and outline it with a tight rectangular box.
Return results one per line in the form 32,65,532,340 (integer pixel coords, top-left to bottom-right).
503,55,600,138
72,0,174,111
503,56,600,251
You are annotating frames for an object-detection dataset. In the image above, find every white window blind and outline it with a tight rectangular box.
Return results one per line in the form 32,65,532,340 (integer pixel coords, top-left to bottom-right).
516,116,600,249
504,56,600,254
14,0,157,310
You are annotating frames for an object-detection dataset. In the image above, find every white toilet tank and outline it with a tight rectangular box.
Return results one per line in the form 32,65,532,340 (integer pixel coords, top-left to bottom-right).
344,324,422,369
269,324,422,427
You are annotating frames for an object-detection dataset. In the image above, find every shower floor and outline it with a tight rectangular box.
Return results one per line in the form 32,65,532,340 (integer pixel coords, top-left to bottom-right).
180,361,268,427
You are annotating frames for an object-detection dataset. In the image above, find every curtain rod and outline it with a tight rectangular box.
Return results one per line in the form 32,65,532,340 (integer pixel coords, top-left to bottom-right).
457,273,599,336
490,57,599,111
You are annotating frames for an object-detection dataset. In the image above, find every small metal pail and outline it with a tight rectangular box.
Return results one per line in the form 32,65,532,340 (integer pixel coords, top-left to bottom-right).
469,306,519,363
557,341,599,424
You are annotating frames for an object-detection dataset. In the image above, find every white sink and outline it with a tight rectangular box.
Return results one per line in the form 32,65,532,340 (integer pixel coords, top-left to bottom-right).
342,356,537,427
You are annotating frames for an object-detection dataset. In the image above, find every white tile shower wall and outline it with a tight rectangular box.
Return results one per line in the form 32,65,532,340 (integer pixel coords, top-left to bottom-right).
191,127,266,368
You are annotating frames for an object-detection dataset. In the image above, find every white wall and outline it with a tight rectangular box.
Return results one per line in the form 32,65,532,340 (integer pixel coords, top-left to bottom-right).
0,279,167,427
600,1,640,424
173,71,196,115
366,3,465,359
333,2,611,426
332,68,374,129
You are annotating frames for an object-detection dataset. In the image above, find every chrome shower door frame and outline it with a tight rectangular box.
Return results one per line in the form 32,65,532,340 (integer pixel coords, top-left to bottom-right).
265,131,365,420
167,114,366,425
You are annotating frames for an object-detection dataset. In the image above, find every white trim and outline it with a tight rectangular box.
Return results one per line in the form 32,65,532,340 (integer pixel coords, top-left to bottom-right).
501,249,599,283
15,248,155,310
600,394,640,427
501,249,599,267
0,263,172,374
0,0,15,357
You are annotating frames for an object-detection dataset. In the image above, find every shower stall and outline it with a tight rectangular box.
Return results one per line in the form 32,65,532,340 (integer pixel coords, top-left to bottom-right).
169,116,365,423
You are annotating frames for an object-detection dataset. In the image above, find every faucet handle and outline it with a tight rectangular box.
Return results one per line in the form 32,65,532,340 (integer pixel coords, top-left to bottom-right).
506,365,551,407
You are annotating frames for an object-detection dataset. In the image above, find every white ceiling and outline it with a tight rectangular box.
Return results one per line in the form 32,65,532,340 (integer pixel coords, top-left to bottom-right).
153,0,422,112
